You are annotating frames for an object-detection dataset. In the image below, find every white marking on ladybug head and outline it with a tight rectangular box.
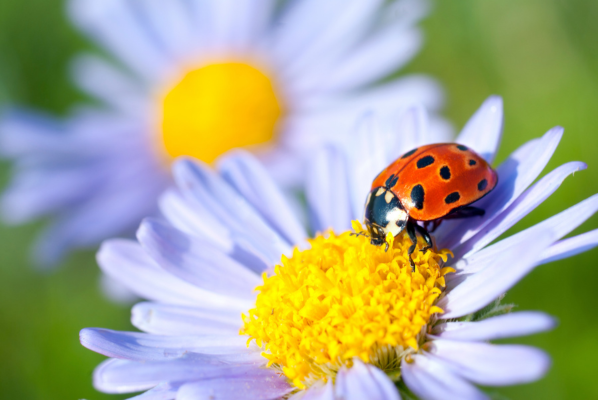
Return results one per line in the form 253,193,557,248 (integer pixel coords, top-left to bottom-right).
383,207,408,237
376,187,385,196
384,191,394,204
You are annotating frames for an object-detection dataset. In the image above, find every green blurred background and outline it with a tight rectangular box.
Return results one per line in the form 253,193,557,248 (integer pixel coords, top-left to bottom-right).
0,0,597,399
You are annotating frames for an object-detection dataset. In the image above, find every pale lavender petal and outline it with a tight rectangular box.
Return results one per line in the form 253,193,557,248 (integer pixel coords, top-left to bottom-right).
271,0,346,69
539,229,598,265
97,239,246,309
131,0,198,59
29,151,168,267
0,108,66,157
172,158,291,264
131,302,242,336
159,189,231,249
209,0,275,49
306,146,353,233
451,194,599,277
431,312,556,341
68,0,169,81
440,232,554,319
296,381,334,400
455,96,503,164
176,369,292,400
347,113,395,221
315,26,422,93
1,162,103,224
401,355,488,400
94,356,265,394
278,0,382,83
70,53,146,113
335,360,400,400
137,218,262,300
127,382,179,400
426,339,551,386
394,104,448,153
80,328,259,361
217,151,307,245
437,126,563,250
456,161,587,259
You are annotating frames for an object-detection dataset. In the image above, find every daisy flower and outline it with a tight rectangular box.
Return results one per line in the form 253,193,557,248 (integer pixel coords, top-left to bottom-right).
81,96,597,399
0,0,445,266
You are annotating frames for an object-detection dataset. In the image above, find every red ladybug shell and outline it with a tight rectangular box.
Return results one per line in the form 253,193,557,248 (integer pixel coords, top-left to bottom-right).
371,143,498,221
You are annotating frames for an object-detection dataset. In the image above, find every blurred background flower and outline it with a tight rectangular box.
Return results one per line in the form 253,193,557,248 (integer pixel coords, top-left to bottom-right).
0,0,596,399
0,0,443,268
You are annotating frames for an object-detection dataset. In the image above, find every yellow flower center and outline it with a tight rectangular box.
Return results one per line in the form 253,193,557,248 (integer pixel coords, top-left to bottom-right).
161,62,283,164
241,222,454,389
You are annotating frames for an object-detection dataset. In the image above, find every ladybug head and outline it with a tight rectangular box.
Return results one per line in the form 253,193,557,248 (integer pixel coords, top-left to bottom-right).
363,186,409,245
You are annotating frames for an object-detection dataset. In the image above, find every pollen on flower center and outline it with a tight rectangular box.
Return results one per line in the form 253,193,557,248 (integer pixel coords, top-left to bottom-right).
161,62,283,164
241,222,454,389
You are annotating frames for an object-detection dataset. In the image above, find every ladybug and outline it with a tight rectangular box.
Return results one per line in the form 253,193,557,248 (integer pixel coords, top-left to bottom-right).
361,143,498,269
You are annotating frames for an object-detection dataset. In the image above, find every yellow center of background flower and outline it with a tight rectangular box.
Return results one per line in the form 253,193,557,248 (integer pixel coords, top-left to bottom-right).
241,222,454,389
162,62,283,164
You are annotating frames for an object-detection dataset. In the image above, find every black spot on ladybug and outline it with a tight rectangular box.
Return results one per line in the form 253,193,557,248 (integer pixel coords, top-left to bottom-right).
416,155,435,169
456,145,468,151
411,185,425,210
385,174,399,189
469,159,476,166
401,148,418,159
445,192,460,204
439,166,451,180
478,179,488,191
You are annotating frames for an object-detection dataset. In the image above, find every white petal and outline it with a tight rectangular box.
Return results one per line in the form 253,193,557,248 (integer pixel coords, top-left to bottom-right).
304,26,422,93
426,339,551,386
306,146,353,233
346,114,397,221
94,357,263,394
401,355,488,400
97,239,240,308
440,231,554,319
218,150,307,245
176,369,292,400
172,158,291,265
431,311,556,341
451,194,599,277
455,96,503,164
129,0,199,59
158,188,230,249
538,229,598,265
80,328,260,361
68,0,169,81
137,218,261,301
131,302,242,336
297,381,335,400
335,360,400,400
70,53,146,113
275,0,382,81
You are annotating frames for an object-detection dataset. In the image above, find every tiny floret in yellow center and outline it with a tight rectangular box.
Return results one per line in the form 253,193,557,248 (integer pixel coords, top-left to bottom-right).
162,62,283,164
241,222,454,389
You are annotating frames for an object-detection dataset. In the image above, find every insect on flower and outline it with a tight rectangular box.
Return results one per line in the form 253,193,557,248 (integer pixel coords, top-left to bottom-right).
362,143,497,268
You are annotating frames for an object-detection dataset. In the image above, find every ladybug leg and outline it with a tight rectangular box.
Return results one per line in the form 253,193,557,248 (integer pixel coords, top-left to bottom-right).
406,222,417,272
431,219,443,232
351,232,369,238
414,224,433,253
